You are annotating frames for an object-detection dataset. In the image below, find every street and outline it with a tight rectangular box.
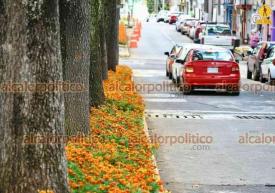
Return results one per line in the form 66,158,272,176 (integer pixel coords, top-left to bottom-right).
121,21,275,193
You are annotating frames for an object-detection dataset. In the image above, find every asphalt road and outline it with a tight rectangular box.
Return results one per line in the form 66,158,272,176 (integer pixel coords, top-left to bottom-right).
121,20,275,193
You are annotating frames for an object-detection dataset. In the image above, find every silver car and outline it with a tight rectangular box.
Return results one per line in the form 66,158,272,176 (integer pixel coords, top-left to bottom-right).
260,46,275,85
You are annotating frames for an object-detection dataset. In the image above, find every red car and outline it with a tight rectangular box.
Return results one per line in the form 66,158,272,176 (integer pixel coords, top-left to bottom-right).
169,15,178,24
168,12,182,24
177,46,240,95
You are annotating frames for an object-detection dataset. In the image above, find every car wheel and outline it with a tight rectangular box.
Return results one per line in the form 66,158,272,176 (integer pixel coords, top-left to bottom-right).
229,91,240,96
172,76,176,83
268,72,275,85
183,84,192,95
169,72,172,80
194,39,200,44
176,76,180,87
247,67,252,79
227,85,240,96
172,70,176,83
166,68,169,77
259,72,266,83
253,66,260,81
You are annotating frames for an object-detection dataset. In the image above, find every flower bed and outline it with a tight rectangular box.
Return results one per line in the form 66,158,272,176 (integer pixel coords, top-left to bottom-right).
66,66,163,193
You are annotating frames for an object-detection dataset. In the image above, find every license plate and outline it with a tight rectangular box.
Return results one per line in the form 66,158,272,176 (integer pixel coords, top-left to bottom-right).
207,67,219,73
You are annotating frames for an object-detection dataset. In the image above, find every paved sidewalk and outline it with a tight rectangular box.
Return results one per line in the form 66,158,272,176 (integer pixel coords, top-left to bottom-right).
119,44,130,57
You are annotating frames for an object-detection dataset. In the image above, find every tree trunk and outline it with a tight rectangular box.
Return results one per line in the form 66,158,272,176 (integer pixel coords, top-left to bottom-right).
104,0,119,71
99,0,108,80
90,0,105,107
59,0,90,136
0,1,69,193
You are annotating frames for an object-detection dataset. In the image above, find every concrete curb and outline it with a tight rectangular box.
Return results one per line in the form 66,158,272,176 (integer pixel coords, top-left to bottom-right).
143,116,169,193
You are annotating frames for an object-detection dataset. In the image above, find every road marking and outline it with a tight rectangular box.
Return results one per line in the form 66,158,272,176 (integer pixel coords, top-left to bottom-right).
144,98,187,102
145,109,275,115
146,112,275,120
133,69,164,77
142,93,180,98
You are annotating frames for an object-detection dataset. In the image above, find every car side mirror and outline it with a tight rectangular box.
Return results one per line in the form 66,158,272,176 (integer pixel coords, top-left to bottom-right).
164,52,170,56
273,59,275,65
175,59,185,64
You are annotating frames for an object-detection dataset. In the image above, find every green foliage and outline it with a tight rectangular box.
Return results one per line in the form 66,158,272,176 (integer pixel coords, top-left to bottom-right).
68,161,85,182
106,99,135,112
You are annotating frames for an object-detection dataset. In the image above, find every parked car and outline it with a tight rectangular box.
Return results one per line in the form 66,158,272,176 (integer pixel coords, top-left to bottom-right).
172,43,204,84
189,20,202,39
185,20,198,37
156,10,169,22
189,21,217,40
168,12,183,24
164,11,172,23
175,15,192,32
260,46,275,85
247,41,275,81
179,18,197,34
165,44,183,79
146,13,157,22
177,46,240,95
199,24,237,50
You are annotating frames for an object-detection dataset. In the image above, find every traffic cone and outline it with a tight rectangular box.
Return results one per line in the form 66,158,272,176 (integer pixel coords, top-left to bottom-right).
134,28,141,37
131,34,139,41
129,40,138,48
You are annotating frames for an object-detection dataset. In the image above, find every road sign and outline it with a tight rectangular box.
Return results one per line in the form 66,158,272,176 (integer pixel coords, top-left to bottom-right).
255,4,272,25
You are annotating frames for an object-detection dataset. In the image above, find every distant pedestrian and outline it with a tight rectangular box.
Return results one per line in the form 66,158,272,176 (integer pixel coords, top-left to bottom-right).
249,29,260,49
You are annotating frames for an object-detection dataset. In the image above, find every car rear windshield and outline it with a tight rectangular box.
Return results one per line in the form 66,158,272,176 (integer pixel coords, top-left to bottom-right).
194,50,233,61
206,25,231,36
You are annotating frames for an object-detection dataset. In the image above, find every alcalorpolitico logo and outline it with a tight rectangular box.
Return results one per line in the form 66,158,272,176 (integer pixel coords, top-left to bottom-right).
239,133,275,145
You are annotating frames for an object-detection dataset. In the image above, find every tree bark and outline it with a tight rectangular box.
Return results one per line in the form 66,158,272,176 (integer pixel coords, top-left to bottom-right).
99,0,108,80
90,0,105,107
0,1,69,193
59,0,90,136
104,0,119,71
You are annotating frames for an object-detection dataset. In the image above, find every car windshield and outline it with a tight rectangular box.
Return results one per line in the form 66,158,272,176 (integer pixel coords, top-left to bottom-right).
206,25,231,35
217,26,231,35
178,46,199,60
194,50,233,61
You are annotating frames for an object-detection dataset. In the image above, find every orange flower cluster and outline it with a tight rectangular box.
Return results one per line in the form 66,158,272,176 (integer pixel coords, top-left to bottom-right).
66,66,164,193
